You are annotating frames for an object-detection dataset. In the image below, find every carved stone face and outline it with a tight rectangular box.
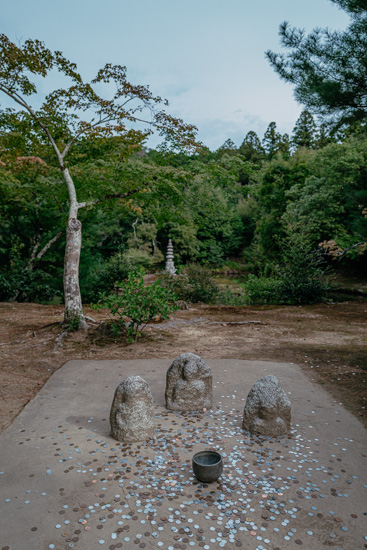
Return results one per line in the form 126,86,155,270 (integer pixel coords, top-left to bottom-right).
165,353,213,411
110,376,155,443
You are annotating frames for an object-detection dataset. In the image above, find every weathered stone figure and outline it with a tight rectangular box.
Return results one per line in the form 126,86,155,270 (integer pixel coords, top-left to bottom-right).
110,376,155,443
242,375,291,437
165,353,212,411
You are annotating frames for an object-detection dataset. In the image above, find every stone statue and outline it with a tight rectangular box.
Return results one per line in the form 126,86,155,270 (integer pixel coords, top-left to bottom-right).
165,353,212,411
242,375,291,437
110,376,155,443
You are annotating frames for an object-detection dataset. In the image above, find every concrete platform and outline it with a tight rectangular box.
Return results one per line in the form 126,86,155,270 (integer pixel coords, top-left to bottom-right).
0,359,366,550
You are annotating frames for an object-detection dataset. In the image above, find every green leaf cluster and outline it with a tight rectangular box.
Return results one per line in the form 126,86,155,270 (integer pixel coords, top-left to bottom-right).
92,268,178,342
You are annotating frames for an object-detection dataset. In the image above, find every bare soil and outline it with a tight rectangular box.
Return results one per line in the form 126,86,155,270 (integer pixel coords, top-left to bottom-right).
0,300,366,433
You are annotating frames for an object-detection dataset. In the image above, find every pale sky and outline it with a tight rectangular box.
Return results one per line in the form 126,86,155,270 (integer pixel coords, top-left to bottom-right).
2,0,350,150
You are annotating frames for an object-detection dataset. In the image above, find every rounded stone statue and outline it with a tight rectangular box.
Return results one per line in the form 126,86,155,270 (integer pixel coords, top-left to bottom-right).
242,375,291,437
110,376,155,443
165,353,212,411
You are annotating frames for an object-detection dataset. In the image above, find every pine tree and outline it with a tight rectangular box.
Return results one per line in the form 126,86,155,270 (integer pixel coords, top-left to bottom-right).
262,122,282,158
278,133,291,157
315,122,333,149
216,138,238,157
292,110,318,149
239,131,265,162
266,0,367,128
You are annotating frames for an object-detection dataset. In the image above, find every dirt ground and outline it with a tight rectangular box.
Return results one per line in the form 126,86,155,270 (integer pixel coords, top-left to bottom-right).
0,300,366,433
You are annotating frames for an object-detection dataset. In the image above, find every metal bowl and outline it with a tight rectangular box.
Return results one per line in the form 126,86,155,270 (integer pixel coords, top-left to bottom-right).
192,450,223,483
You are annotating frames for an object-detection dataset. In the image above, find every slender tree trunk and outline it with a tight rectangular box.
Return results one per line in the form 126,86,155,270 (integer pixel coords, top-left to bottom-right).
63,218,87,327
62,167,88,329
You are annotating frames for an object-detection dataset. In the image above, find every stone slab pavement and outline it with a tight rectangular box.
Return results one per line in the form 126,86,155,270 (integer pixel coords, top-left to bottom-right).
0,359,366,550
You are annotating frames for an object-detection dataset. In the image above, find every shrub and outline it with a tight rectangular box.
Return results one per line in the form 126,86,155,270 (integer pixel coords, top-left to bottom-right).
64,309,83,332
216,286,247,305
83,248,164,302
123,248,162,269
242,239,330,305
241,275,284,305
242,272,328,305
102,252,136,286
0,263,59,303
92,268,178,342
160,264,219,304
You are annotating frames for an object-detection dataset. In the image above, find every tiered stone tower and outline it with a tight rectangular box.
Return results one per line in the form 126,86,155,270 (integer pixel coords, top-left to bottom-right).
165,239,176,275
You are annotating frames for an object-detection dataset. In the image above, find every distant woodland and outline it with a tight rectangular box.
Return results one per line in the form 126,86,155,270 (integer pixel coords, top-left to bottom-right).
0,0,365,315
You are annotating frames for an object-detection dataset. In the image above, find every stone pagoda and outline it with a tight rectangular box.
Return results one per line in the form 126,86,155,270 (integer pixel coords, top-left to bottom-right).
165,239,176,275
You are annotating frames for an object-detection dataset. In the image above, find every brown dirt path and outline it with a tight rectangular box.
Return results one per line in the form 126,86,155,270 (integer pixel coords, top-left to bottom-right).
0,300,366,433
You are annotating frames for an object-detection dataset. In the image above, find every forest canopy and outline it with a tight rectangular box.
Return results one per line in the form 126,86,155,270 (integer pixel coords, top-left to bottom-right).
0,0,366,316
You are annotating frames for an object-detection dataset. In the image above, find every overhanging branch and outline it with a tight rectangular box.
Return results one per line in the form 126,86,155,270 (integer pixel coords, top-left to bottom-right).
77,184,148,209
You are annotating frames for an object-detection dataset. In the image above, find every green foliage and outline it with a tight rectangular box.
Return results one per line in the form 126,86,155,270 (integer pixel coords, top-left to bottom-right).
216,139,238,158
162,222,199,263
243,272,328,306
1,31,366,305
262,122,290,159
123,248,162,269
242,275,284,305
282,137,367,260
216,287,247,305
242,234,330,305
92,268,178,342
266,3,367,127
239,131,265,163
93,251,136,292
291,110,318,150
161,264,219,304
251,150,311,259
184,176,245,265
82,245,163,303
64,309,83,332
0,242,59,302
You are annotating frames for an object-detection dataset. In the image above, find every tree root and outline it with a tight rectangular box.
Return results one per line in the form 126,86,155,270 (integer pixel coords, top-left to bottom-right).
52,331,68,353
208,320,265,325
85,316,99,324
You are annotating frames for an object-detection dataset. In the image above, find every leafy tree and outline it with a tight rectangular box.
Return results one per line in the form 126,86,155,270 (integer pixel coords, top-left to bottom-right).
292,110,318,149
0,35,198,326
283,136,367,261
237,197,259,247
266,0,367,128
251,149,312,258
0,158,66,299
160,221,199,264
243,231,329,305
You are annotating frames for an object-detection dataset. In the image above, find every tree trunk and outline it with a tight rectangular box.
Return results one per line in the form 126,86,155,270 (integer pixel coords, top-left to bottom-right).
63,217,88,329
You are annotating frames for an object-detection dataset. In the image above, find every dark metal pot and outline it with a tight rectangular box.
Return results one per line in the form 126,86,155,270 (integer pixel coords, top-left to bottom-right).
192,450,223,483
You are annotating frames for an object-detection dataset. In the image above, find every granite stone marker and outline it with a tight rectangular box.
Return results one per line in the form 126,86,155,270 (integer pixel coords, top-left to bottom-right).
165,353,212,411
242,375,291,437
110,376,155,443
